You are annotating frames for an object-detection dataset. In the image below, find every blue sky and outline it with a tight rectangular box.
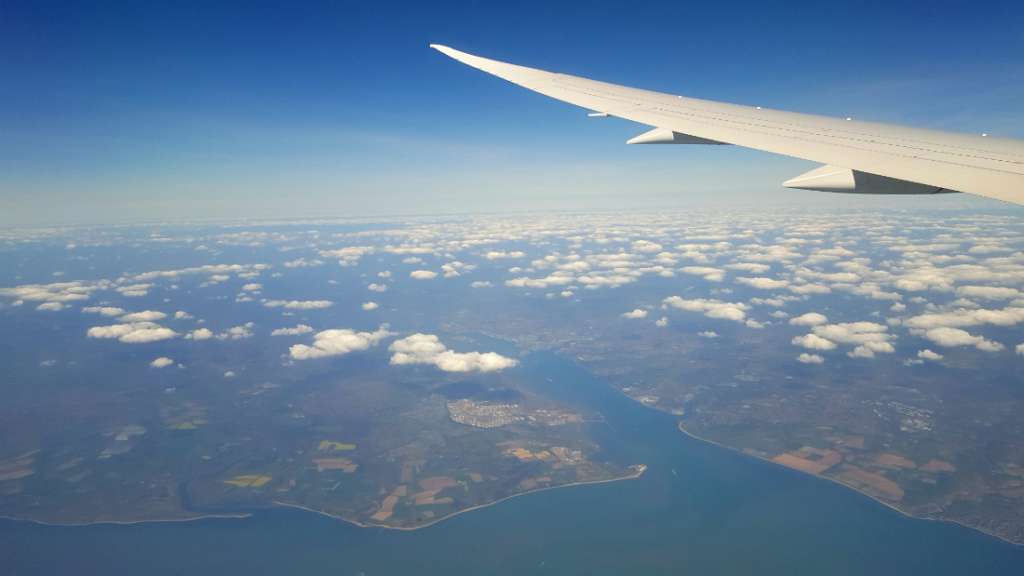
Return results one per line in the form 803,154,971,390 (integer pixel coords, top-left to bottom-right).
2,0,1022,225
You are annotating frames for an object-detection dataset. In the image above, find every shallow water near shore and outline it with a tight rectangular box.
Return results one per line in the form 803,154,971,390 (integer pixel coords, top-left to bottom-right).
2,352,1022,575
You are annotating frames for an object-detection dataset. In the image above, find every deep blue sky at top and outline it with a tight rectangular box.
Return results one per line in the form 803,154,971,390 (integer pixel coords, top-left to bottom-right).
2,0,1022,225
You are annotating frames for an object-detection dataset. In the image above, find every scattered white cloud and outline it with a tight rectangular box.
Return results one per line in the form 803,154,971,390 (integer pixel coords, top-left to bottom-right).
150,357,174,368
918,349,943,361
174,310,193,320
290,325,394,360
922,327,1004,352
389,334,518,373
119,310,167,322
36,302,65,311
737,277,789,290
218,323,254,340
320,246,374,266
87,322,178,344
470,281,493,288
662,296,748,322
186,328,213,340
283,257,324,268
271,324,314,336
82,306,125,316
698,330,718,338
263,299,333,310
410,270,438,280
655,317,669,327
798,353,824,364
622,308,648,319
242,283,263,292
789,312,828,327
362,302,379,311
485,250,526,260
792,333,836,351
368,283,388,292
680,266,725,282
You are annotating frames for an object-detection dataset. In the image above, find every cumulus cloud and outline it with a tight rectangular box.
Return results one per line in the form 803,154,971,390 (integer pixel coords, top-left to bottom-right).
904,307,1024,330
263,299,333,310
662,296,748,322
1017,343,1024,356
955,286,1020,300
36,302,65,311
283,257,324,268
290,325,394,360
87,322,178,344
218,323,254,340
792,333,836,351
798,353,824,364
271,324,314,336
1,281,98,303
655,317,669,327
789,312,828,326
921,327,1004,352
631,240,663,253
150,357,174,368
320,246,374,266
725,262,771,274
410,270,438,280
362,302,379,311
484,250,526,260
680,266,725,282
368,283,388,292
917,349,943,361
389,334,518,373
116,283,152,297
470,281,493,288
622,308,648,319
697,330,718,338
82,306,125,316
119,310,167,322
813,322,893,350
242,283,263,292
737,277,789,290
186,328,213,340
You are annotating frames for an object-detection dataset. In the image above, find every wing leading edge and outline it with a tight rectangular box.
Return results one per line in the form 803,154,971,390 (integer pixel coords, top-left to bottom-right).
430,44,1024,206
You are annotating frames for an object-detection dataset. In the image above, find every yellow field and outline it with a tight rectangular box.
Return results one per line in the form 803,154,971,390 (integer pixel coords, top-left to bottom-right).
318,440,357,451
223,474,272,488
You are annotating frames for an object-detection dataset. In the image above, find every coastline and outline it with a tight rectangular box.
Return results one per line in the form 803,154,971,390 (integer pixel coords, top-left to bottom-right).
0,465,645,533
273,463,647,532
0,511,251,528
674,420,1023,548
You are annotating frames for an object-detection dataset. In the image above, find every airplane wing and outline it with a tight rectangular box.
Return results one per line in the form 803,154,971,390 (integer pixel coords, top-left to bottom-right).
430,44,1024,206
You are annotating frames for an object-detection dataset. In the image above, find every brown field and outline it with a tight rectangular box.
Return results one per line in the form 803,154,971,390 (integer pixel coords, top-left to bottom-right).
771,447,842,475
313,457,358,473
370,485,407,521
835,465,904,501
875,453,917,469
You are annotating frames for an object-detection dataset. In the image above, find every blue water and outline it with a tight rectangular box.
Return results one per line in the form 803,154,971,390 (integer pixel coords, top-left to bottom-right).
2,352,1022,575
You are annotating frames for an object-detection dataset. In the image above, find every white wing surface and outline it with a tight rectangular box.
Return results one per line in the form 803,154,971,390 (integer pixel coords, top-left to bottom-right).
431,44,1024,206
